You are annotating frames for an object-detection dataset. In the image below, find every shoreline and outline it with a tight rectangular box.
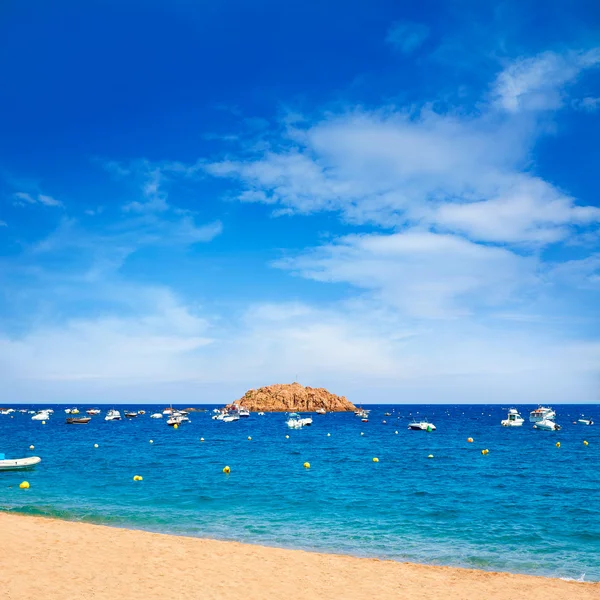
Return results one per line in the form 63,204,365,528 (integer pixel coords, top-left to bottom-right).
1,512,597,600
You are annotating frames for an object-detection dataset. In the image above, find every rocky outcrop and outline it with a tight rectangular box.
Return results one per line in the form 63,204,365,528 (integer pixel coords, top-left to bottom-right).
228,383,357,412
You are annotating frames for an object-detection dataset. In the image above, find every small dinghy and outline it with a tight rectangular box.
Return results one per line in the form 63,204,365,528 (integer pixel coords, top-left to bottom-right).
0,454,41,471
66,417,91,425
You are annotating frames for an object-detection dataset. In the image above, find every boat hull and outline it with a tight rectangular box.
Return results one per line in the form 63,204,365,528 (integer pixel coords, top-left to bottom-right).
0,456,41,471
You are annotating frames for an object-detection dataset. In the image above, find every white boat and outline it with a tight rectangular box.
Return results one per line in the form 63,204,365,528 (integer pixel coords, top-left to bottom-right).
501,408,524,427
533,418,561,431
0,454,41,471
299,417,313,426
316,408,326,415
104,409,122,421
163,408,173,415
31,411,50,421
408,420,436,431
238,407,250,418
222,414,239,422
286,417,303,429
150,413,163,419
577,417,594,426
172,411,190,422
529,406,556,423
0,409,14,415
86,408,101,415
258,412,265,416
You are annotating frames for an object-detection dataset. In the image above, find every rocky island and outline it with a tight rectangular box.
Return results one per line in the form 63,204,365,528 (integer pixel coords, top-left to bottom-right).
228,382,357,412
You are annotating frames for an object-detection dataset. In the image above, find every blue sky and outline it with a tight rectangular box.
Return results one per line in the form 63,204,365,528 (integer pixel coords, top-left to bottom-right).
1,0,599,404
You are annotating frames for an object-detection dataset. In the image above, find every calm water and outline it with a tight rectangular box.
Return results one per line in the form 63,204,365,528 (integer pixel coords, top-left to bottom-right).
1,404,599,581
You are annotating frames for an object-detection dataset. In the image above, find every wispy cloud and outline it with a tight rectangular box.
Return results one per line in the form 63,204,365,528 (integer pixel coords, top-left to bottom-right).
492,49,600,113
573,96,600,112
13,191,63,208
385,20,429,54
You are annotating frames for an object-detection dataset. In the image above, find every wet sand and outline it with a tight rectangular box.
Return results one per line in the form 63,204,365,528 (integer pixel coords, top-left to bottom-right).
1,512,598,599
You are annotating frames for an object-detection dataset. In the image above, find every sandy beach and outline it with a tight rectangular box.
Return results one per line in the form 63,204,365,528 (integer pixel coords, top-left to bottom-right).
1,512,597,600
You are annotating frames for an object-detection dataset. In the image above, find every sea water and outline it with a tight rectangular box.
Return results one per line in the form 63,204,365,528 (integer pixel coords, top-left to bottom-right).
1,404,599,581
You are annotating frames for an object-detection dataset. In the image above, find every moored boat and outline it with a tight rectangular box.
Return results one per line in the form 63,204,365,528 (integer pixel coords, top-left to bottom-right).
150,413,163,419
124,411,138,418
533,418,561,431
408,420,436,431
577,417,594,426
529,406,556,423
104,409,121,421
86,408,101,415
501,408,524,427
0,454,41,471
66,417,91,425
31,410,50,421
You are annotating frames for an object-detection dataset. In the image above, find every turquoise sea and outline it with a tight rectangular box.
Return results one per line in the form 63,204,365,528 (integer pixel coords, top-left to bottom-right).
1,404,599,581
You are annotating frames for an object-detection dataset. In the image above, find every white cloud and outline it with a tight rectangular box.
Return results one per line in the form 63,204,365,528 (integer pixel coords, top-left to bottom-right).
573,96,600,112
492,49,600,113
385,21,429,54
275,231,537,318
13,191,63,208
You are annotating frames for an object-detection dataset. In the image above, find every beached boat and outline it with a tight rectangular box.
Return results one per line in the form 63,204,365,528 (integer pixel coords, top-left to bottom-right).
150,413,163,419
31,410,50,421
104,409,121,421
501,408,524,427
577,417,594,425
408,420,436,431
66,417,91,425
0,454,41,471
533,418,561,431
529,406,556,423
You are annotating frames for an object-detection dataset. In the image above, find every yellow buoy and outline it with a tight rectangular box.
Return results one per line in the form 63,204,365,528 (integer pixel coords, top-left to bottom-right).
173,424,178,429
29,445,34,450
428,454,434,459
223,466,231,474
247,436,252,441
372,457,379,463
467,437,474,443
481,449,489,455
584,440,589,446
285,435,289,439
42,421,46,425
94,444,99,448
303,462,310,469
556,442,561,448
133,475,143,481
19,481,30,489
149,440,153,444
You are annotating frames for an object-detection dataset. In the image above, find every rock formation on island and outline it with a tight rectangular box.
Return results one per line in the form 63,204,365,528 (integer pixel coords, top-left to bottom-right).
229,383,357,412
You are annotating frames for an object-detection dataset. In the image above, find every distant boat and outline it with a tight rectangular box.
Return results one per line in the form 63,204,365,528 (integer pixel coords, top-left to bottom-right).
0,409,15,415
0,454,41,471
533,419,561,431
238,407,250,418
124,412,138,418
137,410,146,415
577,417,594,426
258,412,265,416
86,409,101,415
529,406,556,423
408,420,436,431
66,417,91,425
316,408,326,415
105,409,121,421
150,413,163,419
501,408,524,427
32,410,50,421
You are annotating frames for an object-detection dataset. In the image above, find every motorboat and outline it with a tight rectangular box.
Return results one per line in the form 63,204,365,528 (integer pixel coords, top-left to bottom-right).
408,420,436,431
32,410,50,421
316,408,326,415
222,413,239,422
501,408,524,427
533,419,561,431
529,406,556,423
361,418,368,423
0,409,15,415
18,409,27,414
286,416,303,429
577,417,594,426
238,407,250,418
104,409,122,421
150,413,163,419
355,409,370,419
163,408,174,415
137,410,146,415
299,416,313,426
258,412,265,416
66,417,91,425
172,411,190,422
124,412,138,418
65,407,80,414
86,408,101,415
0,453,41,471
167,415,185,426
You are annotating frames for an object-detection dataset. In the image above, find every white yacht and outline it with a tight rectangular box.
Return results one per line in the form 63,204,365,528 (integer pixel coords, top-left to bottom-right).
533,419,561,431
104,409,122,421
238,407,250,418
150,412,163,419
408,420,436,431
222,413,239,423
529,406,556,423
501,408,524,427
31,410,50,421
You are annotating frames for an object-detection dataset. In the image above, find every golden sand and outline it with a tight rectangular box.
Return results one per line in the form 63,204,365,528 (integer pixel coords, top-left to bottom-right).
1,512,598,599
